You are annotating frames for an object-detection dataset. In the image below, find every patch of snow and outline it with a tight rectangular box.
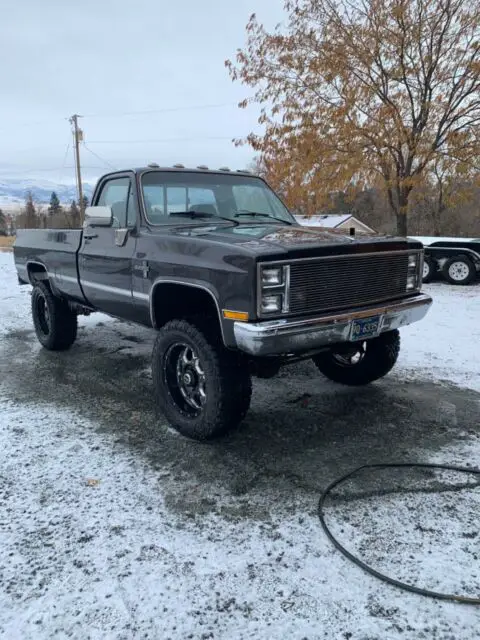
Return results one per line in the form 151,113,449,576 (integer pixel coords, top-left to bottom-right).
397,282,480,392
1,396,479,639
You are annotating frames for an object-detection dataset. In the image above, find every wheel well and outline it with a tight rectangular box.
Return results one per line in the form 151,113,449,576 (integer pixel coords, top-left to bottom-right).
151,283,222,333
427,250,478,263
445,253,474,263
27,262,50,284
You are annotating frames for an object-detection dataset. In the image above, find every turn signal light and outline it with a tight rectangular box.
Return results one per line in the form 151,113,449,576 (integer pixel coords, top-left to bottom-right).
223,310,249,321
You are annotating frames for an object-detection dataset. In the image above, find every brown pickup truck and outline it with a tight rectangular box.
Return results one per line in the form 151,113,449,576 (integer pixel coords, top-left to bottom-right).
14,165,432,440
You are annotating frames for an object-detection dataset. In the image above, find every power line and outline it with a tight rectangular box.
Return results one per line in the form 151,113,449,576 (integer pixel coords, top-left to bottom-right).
87,136,239,144
5,143,71,154
1,102,244,133
0,166,104,177
58,143,71,185
0,166,103,173
0,117,65,133
82,143,117,170
81,102,239,119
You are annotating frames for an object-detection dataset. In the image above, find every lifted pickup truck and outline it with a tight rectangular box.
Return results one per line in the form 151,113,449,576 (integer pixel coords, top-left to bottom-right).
14,165,432,440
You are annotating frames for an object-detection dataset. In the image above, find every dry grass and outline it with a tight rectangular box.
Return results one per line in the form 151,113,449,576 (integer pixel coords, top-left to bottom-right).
0,236,14,248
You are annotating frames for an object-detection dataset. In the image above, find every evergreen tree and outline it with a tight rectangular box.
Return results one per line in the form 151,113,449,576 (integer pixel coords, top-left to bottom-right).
69,199,81,228
24,192,37,228
48,191,62,216
0,208,7,235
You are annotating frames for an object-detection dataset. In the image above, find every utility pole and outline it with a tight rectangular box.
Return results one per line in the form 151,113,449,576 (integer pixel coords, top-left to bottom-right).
69,114,84,215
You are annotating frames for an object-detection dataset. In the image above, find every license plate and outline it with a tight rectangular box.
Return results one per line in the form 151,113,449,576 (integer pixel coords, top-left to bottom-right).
350,315,382,341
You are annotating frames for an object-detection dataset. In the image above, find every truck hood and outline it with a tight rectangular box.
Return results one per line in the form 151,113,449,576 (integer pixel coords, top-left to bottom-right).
165,222,421,259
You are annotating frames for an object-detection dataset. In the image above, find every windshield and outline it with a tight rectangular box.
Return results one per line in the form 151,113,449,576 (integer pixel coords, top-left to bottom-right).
141,170,295,225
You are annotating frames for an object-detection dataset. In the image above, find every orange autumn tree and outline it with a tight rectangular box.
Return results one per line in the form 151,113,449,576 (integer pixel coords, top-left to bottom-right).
226,0,480,235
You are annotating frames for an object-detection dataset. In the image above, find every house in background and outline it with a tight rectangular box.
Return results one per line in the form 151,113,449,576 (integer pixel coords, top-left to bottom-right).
295,213,376,234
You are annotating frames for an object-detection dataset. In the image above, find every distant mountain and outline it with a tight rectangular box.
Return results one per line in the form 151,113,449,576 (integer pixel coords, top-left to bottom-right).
0,178,94,208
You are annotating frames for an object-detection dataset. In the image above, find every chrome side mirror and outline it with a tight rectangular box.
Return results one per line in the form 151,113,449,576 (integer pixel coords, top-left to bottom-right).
84,205,113,227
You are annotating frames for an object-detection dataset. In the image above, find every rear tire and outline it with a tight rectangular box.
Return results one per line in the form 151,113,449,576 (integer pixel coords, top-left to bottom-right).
312,330,400,386
152,319,252,440
443,256,476,285
31,281,78,350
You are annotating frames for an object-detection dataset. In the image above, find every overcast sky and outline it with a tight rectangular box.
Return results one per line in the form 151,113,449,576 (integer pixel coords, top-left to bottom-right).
0,0,284,183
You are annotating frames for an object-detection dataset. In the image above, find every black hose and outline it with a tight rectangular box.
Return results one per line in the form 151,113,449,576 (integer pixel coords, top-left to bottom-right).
318,462,480,604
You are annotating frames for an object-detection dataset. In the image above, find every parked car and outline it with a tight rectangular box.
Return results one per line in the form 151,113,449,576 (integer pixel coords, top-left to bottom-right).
14,165,432,440
411,236,480,285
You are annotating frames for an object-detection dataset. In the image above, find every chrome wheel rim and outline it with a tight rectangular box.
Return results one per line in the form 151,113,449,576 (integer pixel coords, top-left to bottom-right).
163,343,206,416
448,261,469,282
423,262,430,278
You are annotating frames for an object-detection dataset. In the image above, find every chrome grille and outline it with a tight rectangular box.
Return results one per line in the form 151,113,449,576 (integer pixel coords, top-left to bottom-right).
288,252,410,315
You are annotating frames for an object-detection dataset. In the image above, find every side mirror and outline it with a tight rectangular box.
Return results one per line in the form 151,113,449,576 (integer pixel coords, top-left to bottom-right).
84,205,113,227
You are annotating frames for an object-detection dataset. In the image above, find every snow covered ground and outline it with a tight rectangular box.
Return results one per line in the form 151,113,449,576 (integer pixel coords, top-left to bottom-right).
398,282,480,392
0,249,479,639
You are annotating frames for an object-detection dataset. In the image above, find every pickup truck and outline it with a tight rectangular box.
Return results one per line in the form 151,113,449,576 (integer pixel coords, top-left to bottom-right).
14,165,432,440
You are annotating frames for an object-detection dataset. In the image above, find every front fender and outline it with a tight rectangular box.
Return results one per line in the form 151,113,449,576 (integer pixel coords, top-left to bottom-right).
149,276,241,348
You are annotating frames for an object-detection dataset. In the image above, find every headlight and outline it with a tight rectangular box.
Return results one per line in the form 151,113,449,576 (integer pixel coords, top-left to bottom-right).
261,294,283,314
406,252,421,291
258,264,290,315
261,267,283,286
406,274,417,290
408,254,418,268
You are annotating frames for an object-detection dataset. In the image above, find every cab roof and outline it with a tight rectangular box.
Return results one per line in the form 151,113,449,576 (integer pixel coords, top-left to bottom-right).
132,165,255,177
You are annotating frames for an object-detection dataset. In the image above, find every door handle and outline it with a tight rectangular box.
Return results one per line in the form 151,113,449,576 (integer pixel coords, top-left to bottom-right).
83,232,98,240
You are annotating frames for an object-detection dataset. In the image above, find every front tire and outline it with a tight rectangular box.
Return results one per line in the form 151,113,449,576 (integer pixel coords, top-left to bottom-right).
31,281,78,350
443,256,476,285
152,319,252,440
312,330,400,386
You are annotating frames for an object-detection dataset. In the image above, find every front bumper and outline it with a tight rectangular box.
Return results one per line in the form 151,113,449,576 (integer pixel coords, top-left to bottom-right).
234,293,432,356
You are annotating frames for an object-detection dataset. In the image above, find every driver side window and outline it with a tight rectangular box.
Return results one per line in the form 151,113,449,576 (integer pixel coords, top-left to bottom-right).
97,177,130,228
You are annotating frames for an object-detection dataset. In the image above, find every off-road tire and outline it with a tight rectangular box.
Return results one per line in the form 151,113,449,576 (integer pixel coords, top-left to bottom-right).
442,256,476,286
152,319,252,440
312,330,400,386
31,281,78,350
422,256,435,283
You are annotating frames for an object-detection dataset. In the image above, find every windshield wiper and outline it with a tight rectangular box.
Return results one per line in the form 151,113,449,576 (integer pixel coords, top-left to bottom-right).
234,211,293,225
169,211,238,225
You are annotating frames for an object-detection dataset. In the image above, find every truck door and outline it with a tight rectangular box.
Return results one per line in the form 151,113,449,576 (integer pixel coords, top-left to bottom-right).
79,173,140,320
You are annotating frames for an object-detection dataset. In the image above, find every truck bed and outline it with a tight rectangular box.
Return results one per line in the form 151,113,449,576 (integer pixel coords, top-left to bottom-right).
14,229,87,304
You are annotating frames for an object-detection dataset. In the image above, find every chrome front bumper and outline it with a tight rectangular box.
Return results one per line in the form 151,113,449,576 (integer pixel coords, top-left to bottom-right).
234,293,432,356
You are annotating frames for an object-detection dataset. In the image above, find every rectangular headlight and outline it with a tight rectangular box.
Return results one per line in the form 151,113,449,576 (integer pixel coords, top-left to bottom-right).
258,263,290,316
408,253,418,269
261,267,283,286
407,274,417,290
406,252,421,291
261,293,283,313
